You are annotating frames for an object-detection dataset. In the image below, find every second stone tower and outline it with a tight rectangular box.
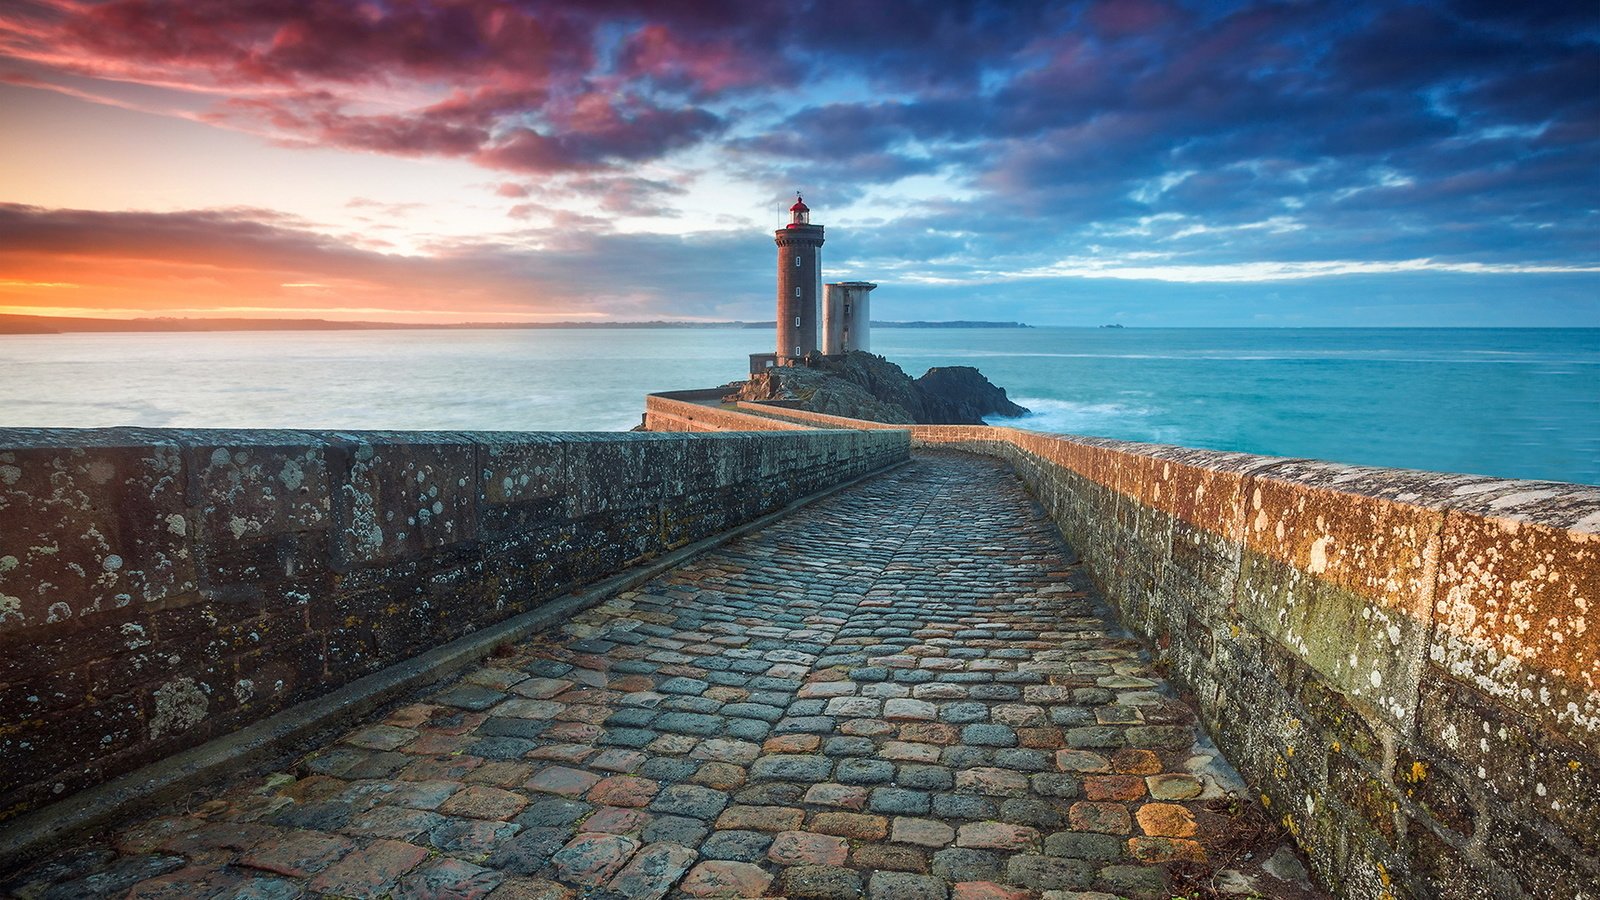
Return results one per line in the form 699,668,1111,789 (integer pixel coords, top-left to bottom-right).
775,195,825,364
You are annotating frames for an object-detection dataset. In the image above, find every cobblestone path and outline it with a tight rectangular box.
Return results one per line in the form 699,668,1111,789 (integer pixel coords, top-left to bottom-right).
10,453,1252,900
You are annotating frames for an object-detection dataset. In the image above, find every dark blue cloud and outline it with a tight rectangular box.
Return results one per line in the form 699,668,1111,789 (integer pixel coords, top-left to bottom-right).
722,0,1597,284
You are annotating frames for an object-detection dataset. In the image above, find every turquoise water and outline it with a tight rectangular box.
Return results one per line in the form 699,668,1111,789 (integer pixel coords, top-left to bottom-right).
1,327,1595,485
876,328,1600,486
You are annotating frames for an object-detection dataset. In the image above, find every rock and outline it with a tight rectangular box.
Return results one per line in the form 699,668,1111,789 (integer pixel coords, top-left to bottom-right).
914,366,1028,422
1262,844,1313,884
737,363,915,424
820,352,931,421
732,351,1028,425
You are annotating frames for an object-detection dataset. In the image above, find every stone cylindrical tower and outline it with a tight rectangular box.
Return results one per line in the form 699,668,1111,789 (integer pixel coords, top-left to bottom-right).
823,281,877,356
775,196,824,364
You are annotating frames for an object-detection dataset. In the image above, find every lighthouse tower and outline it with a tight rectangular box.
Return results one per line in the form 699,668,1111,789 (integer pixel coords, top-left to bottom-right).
775,195,825,364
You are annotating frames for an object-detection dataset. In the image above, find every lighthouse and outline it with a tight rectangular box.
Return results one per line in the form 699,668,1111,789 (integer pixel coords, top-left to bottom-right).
823,281,876,356
774,195,825,364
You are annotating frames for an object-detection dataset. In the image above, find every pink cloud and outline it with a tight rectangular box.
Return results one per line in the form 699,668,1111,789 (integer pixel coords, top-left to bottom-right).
0,0,729,175
53,0,592,87
474,99,721,174
615,24,784,96
1084,0,1185,37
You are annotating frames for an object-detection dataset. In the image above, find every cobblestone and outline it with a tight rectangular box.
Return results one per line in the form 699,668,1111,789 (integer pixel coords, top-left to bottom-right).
780,863,863,900
642,814,709,846
307,838,427,896
700,829,773,861
769,831,851,866
679,860,771,897
13,454,1273,900
648,784,729,820
550,833,638,886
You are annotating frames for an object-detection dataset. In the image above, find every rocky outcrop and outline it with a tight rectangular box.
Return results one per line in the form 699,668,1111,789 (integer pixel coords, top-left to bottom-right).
814,351,930,422
736,365,915,424
733,352,1028,425
916,366,1029,423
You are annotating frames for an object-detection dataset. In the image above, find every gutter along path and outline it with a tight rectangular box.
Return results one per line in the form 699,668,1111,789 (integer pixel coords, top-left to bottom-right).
9,453,1294,899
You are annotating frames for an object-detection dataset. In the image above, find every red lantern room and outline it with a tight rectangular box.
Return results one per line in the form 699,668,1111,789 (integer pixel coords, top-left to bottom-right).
788,195,810,227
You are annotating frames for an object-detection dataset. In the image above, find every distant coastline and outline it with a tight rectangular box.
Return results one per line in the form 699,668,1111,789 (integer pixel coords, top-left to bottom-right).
0,313,1031,335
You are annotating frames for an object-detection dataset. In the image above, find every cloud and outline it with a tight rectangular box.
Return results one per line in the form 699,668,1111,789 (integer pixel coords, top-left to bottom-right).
0,202,769,320
474,100,723,174
614,23,790,97
1330,6,1525,91
1010,257,1600,284
51,0,594,87
0,0,1595,323
0,0,723,175
565,176,690,218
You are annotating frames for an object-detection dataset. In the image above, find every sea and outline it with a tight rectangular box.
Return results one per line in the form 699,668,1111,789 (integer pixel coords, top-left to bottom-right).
1,327,1596,486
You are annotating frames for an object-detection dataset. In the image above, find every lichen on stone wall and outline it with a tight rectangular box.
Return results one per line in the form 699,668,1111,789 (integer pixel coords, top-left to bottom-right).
149,676,208,741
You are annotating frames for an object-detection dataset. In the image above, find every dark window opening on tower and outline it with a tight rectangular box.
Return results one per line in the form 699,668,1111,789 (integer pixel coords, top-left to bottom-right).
795,256,801,266
794,317,800,327
795,287,801,297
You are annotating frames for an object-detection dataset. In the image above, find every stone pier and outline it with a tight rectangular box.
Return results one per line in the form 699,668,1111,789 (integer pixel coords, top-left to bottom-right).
4,398,1594,899
3,453,1302,899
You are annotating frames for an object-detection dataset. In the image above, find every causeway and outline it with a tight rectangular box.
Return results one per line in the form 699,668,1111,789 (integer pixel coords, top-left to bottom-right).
8,454,1294,899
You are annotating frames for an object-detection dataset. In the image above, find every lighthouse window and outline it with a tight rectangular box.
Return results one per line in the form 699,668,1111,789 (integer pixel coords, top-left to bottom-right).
794,287,801,297
844,304,851,315
795,256,801,266
794,317,801,327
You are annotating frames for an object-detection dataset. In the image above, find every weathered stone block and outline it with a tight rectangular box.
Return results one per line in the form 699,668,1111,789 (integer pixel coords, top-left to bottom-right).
1164,520,1238,612
565,437,665,518
319,584,448,675
233,634,328,711
1394,746,1478,838
1237,549,1428,732
193,529,331,602
477,434,566,506
0,604,146,686
1,692,145,798
327,434,477,568
1483,814,1600,899
1327,747,1400,849
1431,510,1599,750
1296,667,1385,766
1416,665,1598,852
0,433,194,630
1243,463,1445,612
0,665,88,728
186,435,330,544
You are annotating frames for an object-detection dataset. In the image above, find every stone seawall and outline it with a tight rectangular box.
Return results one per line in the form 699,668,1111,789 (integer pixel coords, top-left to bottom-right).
646,395,1600,898
644,391,818,433
0,425,909,823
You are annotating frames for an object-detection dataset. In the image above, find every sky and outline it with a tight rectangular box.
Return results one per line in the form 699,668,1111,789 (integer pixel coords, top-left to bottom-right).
0,0,1596,326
